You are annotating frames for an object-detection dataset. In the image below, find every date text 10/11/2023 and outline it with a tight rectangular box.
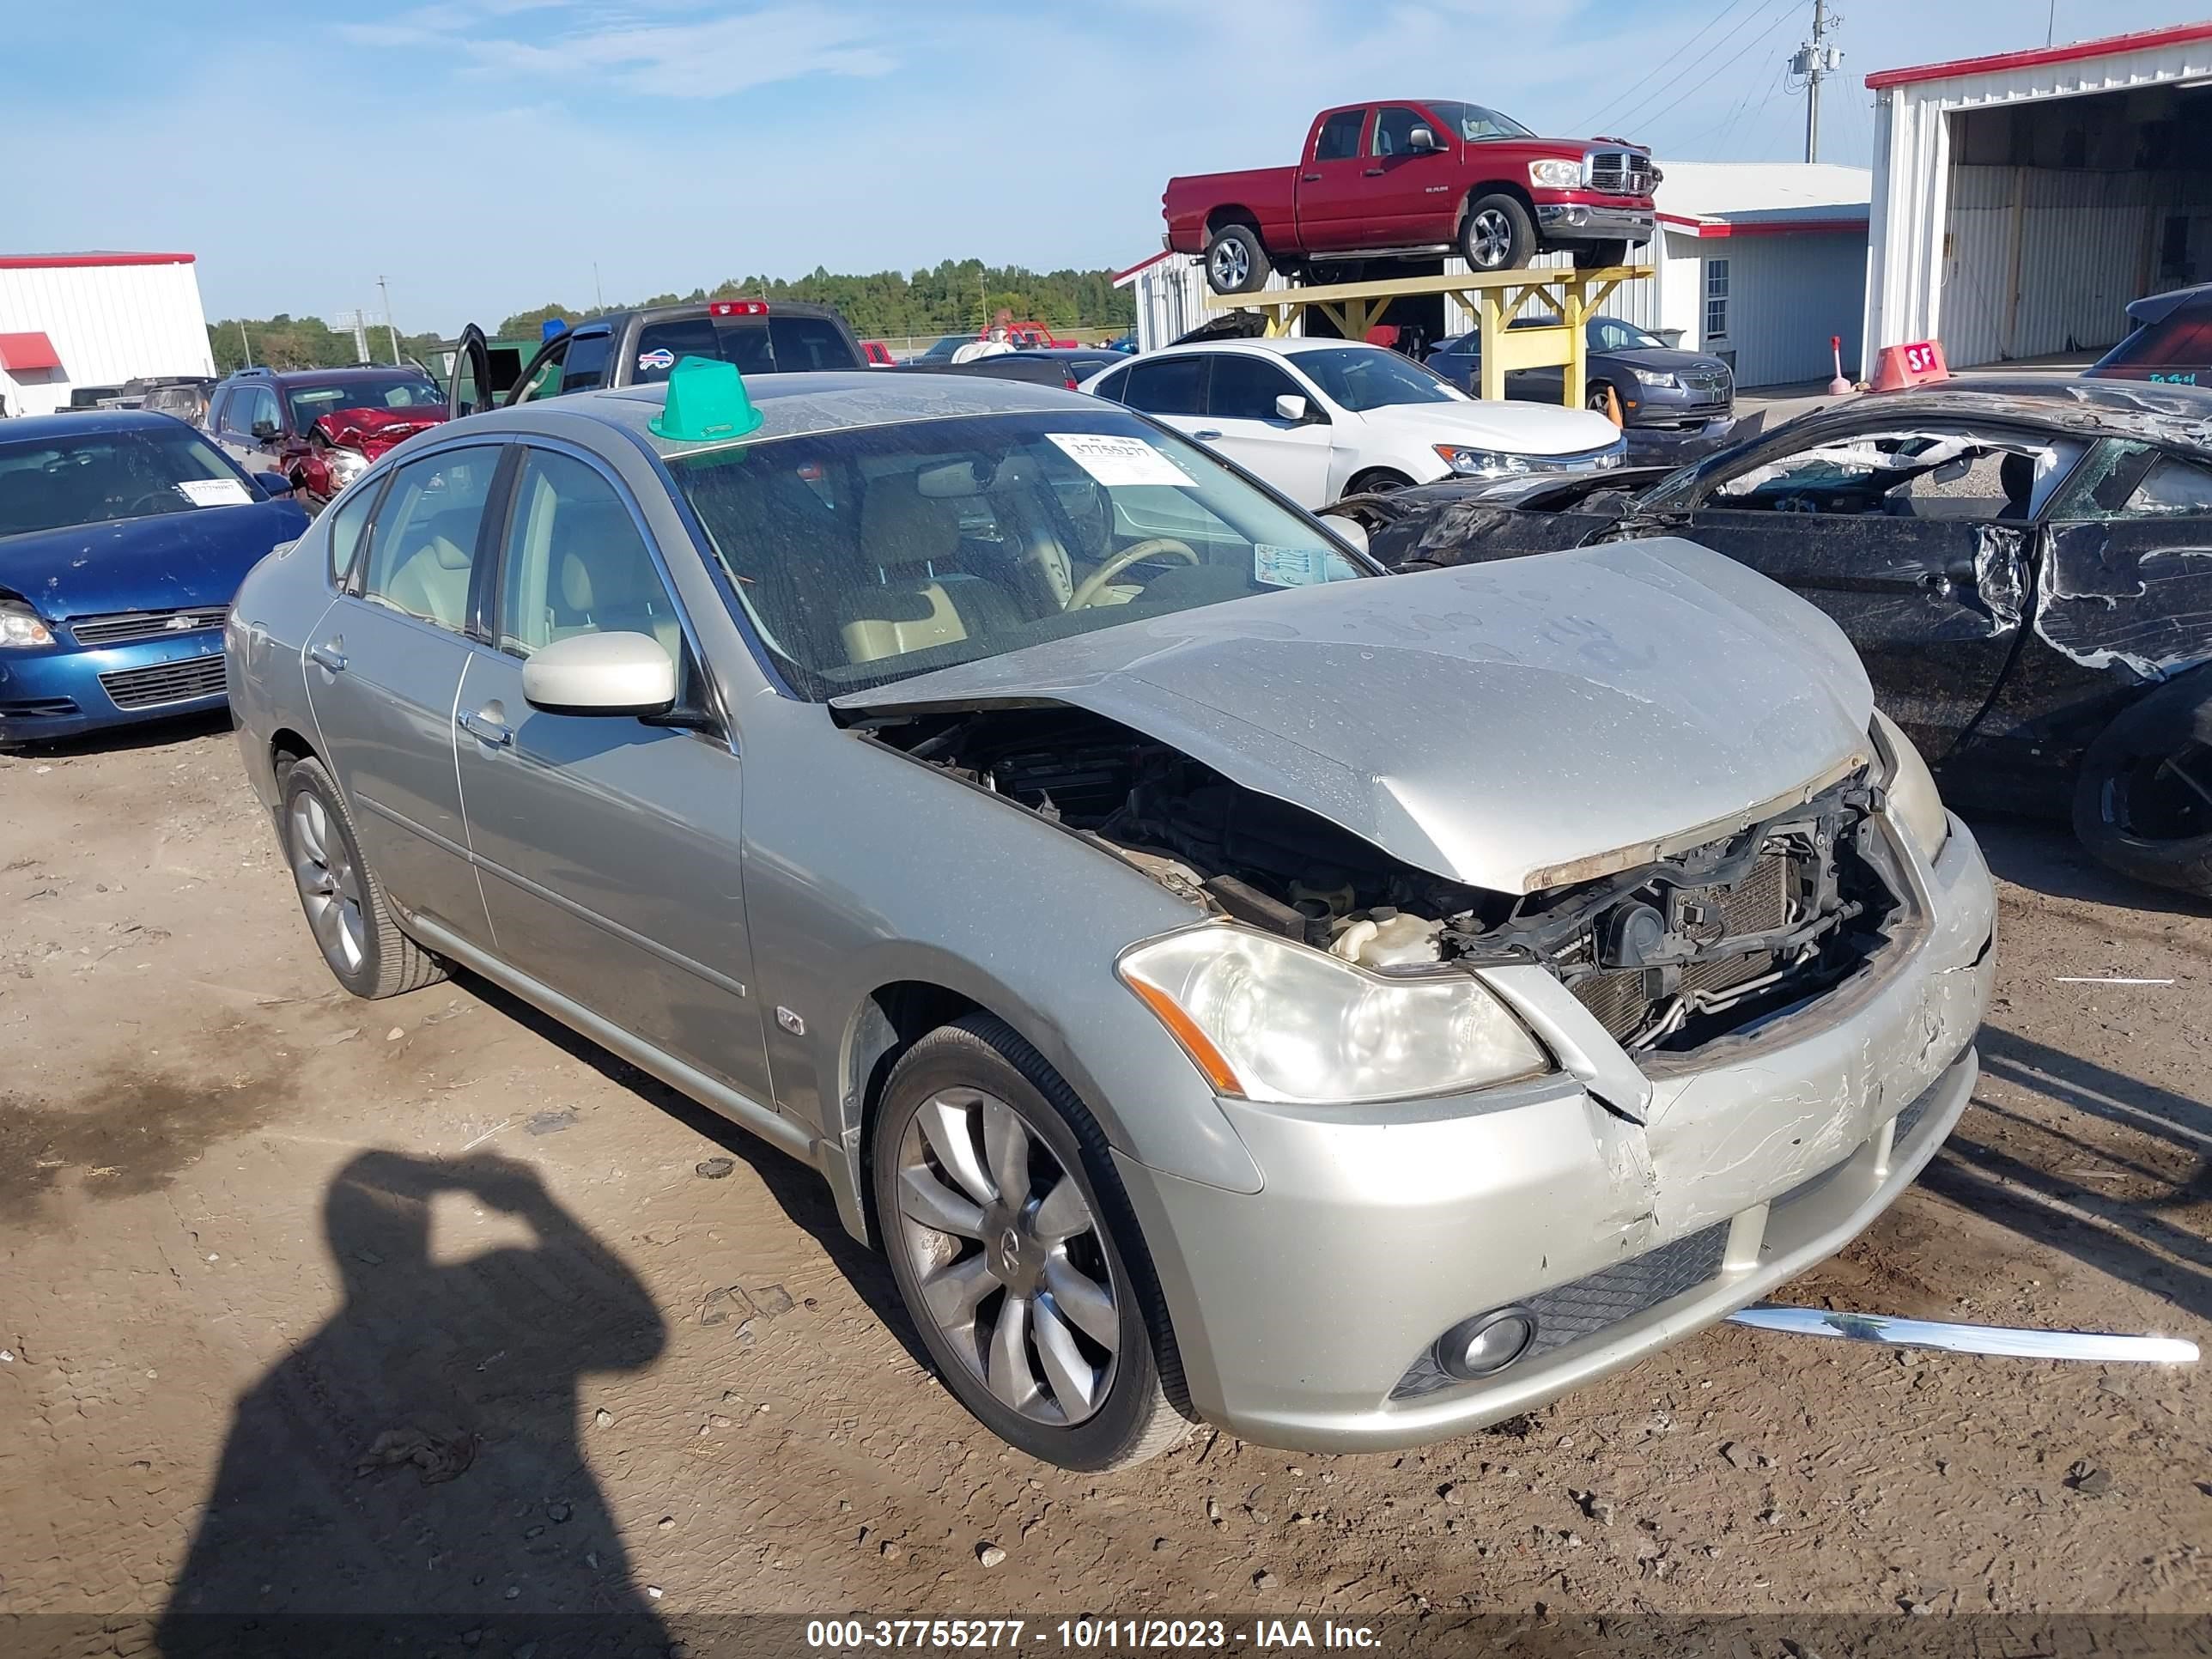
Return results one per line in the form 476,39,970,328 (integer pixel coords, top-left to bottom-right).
805,1620,1383,1650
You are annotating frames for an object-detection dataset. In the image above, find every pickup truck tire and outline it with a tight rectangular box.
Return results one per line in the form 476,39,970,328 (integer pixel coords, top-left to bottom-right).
1461,195,1535,271
1203,225,1272,295
2071,678,2212,896
1573,240,1632,270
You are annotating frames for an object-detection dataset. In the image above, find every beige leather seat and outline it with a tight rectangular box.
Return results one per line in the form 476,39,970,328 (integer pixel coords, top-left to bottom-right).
385,532,473,629
556,540,683,661
839,478,1026,665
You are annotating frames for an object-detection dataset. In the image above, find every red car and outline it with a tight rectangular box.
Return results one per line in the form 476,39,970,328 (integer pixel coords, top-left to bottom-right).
204,366,448,510
1164,100,1657,292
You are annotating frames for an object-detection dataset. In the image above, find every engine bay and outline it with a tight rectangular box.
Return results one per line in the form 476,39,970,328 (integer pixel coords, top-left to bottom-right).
861,704,1906,1054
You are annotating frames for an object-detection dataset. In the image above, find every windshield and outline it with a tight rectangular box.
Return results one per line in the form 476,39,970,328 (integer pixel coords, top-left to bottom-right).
1294,346,1464,411
286,375,442,432
1425,100,1534,142
665,409,1368,699
0,426,253,539
1589,317,1664,351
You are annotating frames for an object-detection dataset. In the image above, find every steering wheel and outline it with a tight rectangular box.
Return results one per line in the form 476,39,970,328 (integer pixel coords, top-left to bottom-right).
119,490,177,517
1065,538,1200,611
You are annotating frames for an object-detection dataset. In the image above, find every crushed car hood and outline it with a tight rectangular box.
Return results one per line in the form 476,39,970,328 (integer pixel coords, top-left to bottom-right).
1363,398,1620,456
834,536,1875,895
311,404,448,458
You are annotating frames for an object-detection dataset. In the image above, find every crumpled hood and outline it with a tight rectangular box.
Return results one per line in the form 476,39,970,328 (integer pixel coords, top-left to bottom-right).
312,404,449,458
1362,397,1620,457
835,536,1875,895
0,499,308,619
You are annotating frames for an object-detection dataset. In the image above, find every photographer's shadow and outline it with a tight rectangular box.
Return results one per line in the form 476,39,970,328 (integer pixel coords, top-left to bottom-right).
159,1151,670,1656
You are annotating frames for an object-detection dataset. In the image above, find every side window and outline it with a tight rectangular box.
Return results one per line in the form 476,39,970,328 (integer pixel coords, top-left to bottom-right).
495,449,682,661
1208,355,1305,422
325,476,382,584
206,389,232,433
557,331,612,394
1089,366,1131,403
242,386,281,436
1119,356,1206,416
1372,106,1425,157
356,447,501,630
1704,259,1730,342
1313,109,1366,162
2128,456,2212,516
2051,441,2212,520
516,341,567,403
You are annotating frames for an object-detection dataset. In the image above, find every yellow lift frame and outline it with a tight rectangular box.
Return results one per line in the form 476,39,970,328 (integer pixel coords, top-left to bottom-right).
1203,264,1655,407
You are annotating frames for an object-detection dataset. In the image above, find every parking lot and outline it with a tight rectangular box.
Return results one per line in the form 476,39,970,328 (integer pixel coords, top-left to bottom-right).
2,719,2205,1643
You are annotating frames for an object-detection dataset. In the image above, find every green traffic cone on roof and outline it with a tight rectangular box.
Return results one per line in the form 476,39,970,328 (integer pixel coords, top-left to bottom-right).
648,355,763,443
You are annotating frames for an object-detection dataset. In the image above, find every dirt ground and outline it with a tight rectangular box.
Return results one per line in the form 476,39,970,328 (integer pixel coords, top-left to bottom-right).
1,717,2206,1654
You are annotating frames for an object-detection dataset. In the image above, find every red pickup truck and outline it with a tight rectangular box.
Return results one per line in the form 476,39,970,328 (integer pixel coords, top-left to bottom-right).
1164,100,1657,294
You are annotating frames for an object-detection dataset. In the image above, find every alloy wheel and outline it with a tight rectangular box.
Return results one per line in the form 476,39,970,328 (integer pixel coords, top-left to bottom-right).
2110,739,2212,842
1469,209,1514,268
1210,240,1249,289
289,793,367,975
892,1085,1121,1425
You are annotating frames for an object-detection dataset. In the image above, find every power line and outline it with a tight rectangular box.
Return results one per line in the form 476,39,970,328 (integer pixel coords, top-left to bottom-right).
1571,0,1765,134
1625,0,1804,145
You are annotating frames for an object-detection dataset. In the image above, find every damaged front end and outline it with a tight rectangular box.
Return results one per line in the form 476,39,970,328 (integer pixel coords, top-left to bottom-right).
859,702,1907,1064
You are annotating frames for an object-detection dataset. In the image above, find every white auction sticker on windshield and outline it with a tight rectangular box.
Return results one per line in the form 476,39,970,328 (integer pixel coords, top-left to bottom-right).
176,477,254,507
1253,543,1332,588
1046,433,1194,488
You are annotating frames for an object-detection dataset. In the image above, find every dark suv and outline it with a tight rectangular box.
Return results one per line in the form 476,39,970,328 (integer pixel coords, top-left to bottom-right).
2086,281,2212,386
205,365,448,508
447,300,865,415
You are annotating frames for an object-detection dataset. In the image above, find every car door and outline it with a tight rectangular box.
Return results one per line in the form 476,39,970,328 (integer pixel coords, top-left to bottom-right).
1114,353,1211,443
1296,106,1374,252
453,442,773,1108
1200,352,1336,507
447,324,495,418
1665,425,2039,760
304,442,509,942
1367,104,1458,242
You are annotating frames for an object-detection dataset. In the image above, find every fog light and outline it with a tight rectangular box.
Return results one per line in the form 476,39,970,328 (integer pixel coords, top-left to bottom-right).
1437,1306,1537,1380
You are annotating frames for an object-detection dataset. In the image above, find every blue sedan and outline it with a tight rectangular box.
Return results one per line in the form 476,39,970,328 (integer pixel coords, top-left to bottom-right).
0,411,309,744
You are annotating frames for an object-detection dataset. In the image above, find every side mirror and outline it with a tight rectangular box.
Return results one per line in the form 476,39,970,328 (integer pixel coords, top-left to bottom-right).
521,630,677,716
1408,125,1439,152
252,472,295,499
251,419,279,441
1274,392,1312,423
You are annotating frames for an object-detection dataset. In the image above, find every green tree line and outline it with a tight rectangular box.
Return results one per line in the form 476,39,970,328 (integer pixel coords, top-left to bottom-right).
209,261,1136,372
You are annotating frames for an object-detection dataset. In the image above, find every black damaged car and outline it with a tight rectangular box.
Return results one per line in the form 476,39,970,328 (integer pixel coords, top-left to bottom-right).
1323,379,2212,896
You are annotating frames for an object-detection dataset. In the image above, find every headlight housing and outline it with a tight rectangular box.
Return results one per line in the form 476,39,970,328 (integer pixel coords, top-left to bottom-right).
0,597,55,648
1528,158,1583,190
1872,709,1949,866
325,447,369,489
1117,927,1551,1104
1435,445,1534,477
1630,367,1678,388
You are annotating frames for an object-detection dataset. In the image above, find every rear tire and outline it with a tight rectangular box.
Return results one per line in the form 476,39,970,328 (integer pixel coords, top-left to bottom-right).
2071,679,2212,896
280,755,447,999
1203,223,1271,295
872,1016,1192,1471
1460,194,1535,271
1573,240,1632,270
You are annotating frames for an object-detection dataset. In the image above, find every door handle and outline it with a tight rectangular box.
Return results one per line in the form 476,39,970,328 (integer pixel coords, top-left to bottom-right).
1192,428,1224,441
1363,167,1384,177
1300,173,1322,182
307,641,347,673
458,709,513,747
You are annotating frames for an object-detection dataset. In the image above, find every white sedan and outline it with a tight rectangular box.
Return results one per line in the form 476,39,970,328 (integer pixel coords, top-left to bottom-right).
1082,337,1624,508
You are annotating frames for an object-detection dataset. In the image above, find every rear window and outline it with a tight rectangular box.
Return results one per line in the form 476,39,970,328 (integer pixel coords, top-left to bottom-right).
631,313,860,380
2090,309,2212,382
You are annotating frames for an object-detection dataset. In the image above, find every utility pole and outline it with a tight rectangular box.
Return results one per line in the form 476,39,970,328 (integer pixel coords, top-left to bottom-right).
334,309,373,364
1794,0,1843,162
237,320,252,368
376,275,401,365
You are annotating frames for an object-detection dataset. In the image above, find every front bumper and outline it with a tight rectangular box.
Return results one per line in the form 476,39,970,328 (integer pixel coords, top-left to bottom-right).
1619,384,1735,429
1534,203,1656,244
0,632,229,744
1119,814,1996,1452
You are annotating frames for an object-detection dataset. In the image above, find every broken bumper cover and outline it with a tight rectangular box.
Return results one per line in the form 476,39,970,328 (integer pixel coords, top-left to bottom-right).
1119,815,1995,1452
1534,203,1655,244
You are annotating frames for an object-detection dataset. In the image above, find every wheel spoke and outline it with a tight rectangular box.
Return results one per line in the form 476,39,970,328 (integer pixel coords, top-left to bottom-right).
898,1164,988,1239
1042,1256,1118,1351
1031,1295,1097,1415
917,1093,996,1206
987,1292,1039,1410
2160,753,2212,811
920,1252,997,1329
982,1098,1031,1210
292,802,325,866
1030,1175,1091,1244
309,896,344,955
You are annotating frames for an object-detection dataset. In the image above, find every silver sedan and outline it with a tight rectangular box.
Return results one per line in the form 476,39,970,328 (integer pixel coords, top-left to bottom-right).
226,368,1996,1469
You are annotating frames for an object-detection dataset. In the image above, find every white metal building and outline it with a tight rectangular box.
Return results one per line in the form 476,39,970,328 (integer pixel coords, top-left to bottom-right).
1115,163,1869,388
1863,21,2212,376
0,252,216,418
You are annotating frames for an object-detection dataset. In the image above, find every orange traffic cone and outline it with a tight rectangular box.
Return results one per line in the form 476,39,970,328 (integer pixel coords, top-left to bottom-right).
1602,383,1624,427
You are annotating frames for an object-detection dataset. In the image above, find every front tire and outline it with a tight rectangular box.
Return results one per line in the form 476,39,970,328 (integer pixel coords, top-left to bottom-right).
872,1016,1191,1470
1346,467,1413,497
2071,682,2212,896
1203,223,1271,295
1461,194,1535,271
280,755,447,999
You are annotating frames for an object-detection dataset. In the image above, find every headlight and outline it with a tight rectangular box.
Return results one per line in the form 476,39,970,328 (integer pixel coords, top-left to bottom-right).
1435,445,1533,477
1117,927,1551,1104
1528,158,1582,190
325,447,369,489
1872,709,1949,866
0,598,55,648
1630,367,1678,388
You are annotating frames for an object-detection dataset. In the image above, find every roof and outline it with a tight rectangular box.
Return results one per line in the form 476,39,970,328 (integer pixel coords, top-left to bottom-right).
219,365,437,386
1148,337,1383,360
446,371,1103,460
1866,19,2212,89
0,331,62,373
0,408,184,441
1813,376,2212,455
0,251,196,270
1112,250,1176,286
1655,162,1871,236
2128,282,2212,325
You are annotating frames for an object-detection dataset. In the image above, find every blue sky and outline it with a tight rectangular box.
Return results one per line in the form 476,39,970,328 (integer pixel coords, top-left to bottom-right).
7,0,2206,331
